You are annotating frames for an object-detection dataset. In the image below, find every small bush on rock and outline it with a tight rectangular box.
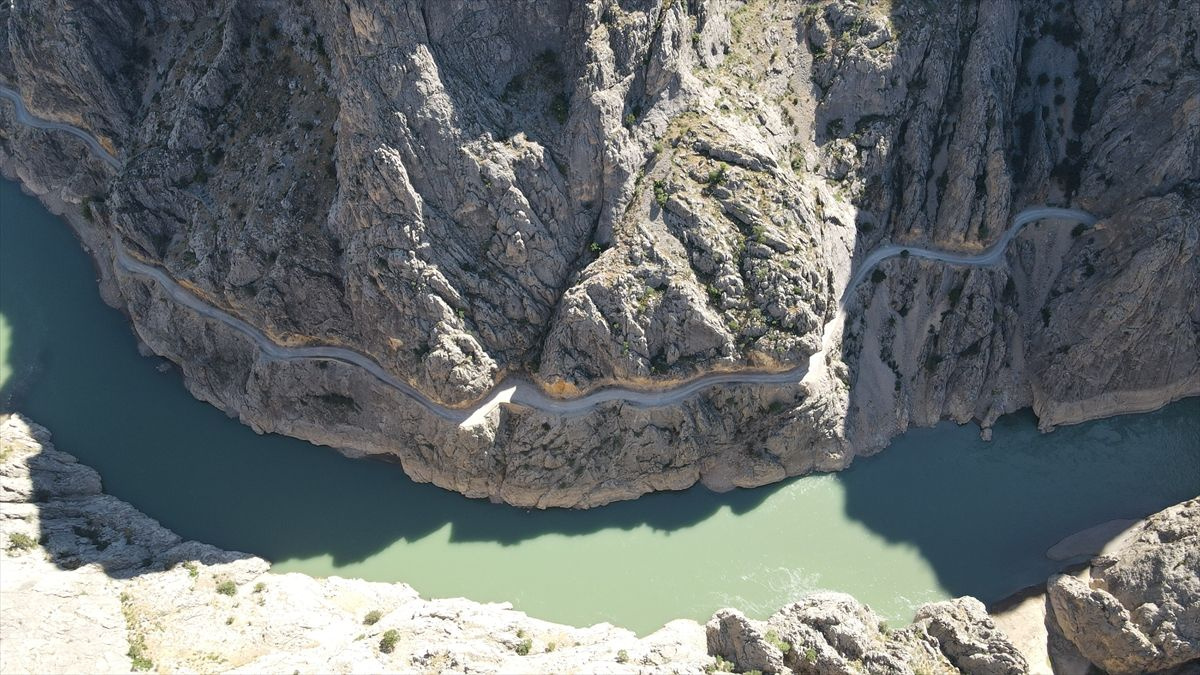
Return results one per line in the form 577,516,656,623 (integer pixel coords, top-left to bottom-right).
7,533,37,552
215,580,237,596
765,629,792,653
379,629,399,654
363,609,383,626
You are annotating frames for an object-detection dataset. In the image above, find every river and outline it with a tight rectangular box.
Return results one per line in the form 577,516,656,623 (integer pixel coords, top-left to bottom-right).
1,178,1197,635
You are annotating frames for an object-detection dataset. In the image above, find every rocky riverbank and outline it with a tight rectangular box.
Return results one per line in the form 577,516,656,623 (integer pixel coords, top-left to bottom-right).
3,413,1197,674
1,0,1195,508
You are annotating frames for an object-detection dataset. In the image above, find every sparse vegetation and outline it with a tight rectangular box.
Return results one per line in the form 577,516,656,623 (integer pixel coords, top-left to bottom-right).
7,532,37,552
653,180,669,206
254,581,266,593
215,580,237,596
364,609,383,626
616,649,630,663
516,637,533,655
765,630,792,653
121,594,153,671
707,164,728,185
128,635,154,672
183,561,199,578
704,655,736,673
805,646,818,663
379,629,399,654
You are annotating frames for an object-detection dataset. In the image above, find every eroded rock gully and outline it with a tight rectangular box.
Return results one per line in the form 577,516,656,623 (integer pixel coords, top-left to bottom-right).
1,0,1196,508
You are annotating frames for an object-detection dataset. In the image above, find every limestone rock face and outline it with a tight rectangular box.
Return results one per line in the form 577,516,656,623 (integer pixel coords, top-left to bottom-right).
911,598,1028,675
705,593,1028,675
1047,498,1200,675
2,0,1196,507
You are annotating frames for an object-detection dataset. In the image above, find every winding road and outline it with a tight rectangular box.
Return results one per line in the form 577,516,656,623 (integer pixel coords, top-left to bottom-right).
2,83,1098,427
0,85,121,170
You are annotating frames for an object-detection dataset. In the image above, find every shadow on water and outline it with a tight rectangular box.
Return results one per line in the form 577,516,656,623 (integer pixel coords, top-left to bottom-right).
838,401,1200,604
0,179,779,570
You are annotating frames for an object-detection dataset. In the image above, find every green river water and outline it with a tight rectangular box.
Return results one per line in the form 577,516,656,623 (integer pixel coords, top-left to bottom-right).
1,178,1197,635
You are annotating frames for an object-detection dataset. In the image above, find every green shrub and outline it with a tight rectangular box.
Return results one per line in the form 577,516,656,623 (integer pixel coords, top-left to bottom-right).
653,180,668,206
616,649,630,663
707,164,728,185
363,609,383,626
624,112,637,128
215,580,237,596
379,629,399,654
805,646,818,663
7,532,37,551
128,636,153,671
254,581,266,593
765,630,792,653
183,561,199,578
516,638,533,655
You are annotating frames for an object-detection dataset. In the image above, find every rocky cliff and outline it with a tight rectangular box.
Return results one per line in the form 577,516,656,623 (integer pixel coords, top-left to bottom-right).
4,414,1197,674
1,0,1196,507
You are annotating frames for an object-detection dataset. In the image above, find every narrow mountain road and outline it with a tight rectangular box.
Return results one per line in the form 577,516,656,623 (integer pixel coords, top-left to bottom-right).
2,84,1098,426
0,85,120,169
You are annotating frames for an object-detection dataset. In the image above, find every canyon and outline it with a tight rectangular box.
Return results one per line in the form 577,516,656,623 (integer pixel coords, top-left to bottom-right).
2,2,1198,673
1,0,1196,508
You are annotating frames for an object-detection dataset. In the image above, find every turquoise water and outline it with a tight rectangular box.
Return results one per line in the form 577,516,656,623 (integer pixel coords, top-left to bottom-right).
1,178,1197,634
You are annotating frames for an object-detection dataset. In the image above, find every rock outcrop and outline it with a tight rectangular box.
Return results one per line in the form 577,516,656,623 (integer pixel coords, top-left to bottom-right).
1046,499,1200,675
706,595,1030,675
1,0,1196,507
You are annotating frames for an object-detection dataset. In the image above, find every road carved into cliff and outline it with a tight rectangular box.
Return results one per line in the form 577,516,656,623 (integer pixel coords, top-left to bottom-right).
1,83,1098,427
0,85,121,169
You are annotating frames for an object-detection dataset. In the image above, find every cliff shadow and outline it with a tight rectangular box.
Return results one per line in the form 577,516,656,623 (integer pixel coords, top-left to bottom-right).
0,177,786,581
